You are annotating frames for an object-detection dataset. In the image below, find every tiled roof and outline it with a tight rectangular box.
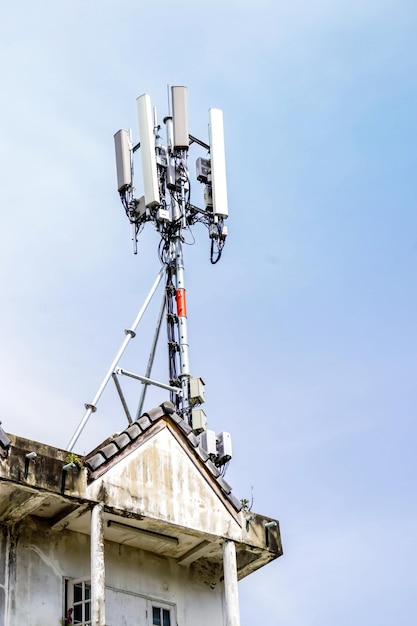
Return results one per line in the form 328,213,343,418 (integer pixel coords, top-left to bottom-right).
84,401,242,512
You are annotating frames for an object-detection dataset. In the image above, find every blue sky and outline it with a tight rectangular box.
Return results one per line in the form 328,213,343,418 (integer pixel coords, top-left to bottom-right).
0,1,416,624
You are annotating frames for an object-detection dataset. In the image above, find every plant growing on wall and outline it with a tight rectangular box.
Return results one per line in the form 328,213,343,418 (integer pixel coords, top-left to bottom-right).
64,453,83,469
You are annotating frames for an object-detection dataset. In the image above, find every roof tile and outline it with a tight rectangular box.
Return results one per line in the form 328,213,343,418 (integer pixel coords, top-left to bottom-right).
168,412,182,425
226,492,243,511
195,446,209,463
144,406,165,422
114,432,131,449
177,420,193,437
100,442,119,460
125,423,141,440
205,459,220,478
85,452,106,471
160,401,176,415
137,414,152,431
217,476,232,495
187,432,199,448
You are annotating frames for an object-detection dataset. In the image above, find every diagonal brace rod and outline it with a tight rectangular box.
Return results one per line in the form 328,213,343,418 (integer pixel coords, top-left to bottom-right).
67,265,166,451
112,372,132,425
136,293,166,420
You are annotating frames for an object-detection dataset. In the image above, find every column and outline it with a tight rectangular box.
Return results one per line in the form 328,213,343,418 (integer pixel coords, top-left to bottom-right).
223,540,240,626
91,503,105,626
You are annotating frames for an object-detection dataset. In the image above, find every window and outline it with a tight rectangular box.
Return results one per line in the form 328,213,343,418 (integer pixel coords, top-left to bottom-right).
152,605,171,626
66,578,91,625
67,581,175,626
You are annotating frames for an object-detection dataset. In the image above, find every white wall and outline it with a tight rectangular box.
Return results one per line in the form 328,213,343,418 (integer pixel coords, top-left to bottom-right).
6,516,224,626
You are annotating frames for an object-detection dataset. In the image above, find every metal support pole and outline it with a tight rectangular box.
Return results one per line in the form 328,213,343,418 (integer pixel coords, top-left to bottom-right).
171,169,191,422
67,266,166,451
91,503,105,626
223,540,240,626
174,235,190,415
115,368,182,395
111,372,132,424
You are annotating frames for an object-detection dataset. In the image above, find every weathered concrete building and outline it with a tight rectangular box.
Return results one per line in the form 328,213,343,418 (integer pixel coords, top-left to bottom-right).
0,401,282,626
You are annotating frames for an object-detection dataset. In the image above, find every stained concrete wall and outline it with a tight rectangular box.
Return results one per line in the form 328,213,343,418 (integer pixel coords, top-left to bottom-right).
87,427,241,539
4,516,224,626
0,526,7,626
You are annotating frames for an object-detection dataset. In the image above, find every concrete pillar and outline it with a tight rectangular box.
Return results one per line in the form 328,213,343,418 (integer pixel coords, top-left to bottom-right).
223,540,240,626
91,503,106,626
4,527,17,626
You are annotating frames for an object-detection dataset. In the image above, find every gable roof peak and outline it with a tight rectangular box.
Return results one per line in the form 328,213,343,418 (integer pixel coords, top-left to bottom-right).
84,401,242,512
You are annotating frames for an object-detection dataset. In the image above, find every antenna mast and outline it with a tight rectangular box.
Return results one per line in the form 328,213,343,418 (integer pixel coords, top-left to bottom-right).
68,85,228,450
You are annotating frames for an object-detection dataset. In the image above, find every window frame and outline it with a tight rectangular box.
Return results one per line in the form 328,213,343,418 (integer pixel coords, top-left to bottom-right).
66,577,92,626
66,580,176,626
148,599,175,626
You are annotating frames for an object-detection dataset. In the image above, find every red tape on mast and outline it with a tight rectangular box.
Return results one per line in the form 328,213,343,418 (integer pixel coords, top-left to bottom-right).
176,288,187,317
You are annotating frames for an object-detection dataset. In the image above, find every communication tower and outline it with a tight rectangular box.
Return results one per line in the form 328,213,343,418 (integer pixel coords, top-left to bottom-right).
68,86,230,465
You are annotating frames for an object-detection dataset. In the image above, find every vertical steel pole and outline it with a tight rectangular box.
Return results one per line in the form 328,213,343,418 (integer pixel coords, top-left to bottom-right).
165,113,191,423
91,503,106,626
172,163,191,422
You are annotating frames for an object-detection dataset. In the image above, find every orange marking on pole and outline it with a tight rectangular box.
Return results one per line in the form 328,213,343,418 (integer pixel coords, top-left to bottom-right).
176,288,187,317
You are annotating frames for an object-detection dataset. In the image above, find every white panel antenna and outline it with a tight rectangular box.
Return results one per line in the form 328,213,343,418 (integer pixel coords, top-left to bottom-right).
200,429,217,458
136,94,160,207
208,108,228,218
114,129,132,192
171,86,189,150
217,431,232,464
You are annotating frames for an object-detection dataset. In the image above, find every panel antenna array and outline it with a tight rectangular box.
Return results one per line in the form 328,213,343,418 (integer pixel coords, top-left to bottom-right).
68,86,230,457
